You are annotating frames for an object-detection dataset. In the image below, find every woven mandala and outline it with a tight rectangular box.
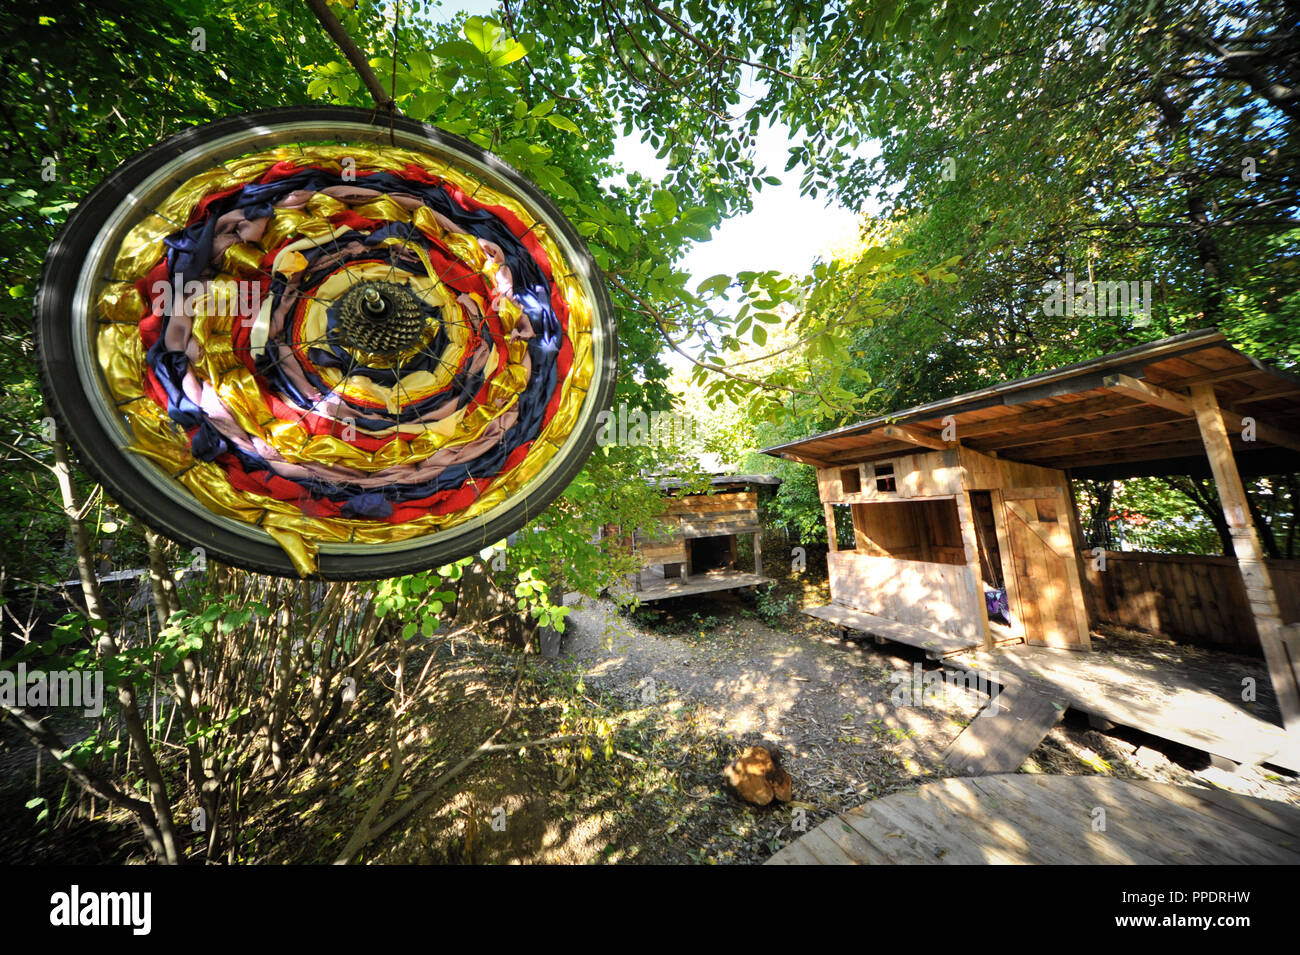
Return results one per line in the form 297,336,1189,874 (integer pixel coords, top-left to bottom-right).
91,143,599,575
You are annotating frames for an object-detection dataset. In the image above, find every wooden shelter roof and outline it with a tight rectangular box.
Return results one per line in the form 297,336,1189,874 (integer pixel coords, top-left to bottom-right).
652,473,782,492
762,329,1300,480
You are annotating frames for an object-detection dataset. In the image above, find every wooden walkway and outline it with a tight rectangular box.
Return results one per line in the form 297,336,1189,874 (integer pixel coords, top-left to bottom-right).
943,683,1065,775
767,775,1300,865
948,644,1300,773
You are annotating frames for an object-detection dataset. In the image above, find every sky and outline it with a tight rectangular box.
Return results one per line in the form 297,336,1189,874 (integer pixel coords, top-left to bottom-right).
431,0,872,374
432,0,866,273
611,121,864,284
611,120,865,377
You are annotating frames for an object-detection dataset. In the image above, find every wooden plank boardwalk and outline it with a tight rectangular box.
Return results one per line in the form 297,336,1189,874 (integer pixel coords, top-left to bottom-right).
948,644,1300,773
767,775,1300,865
943,683,1065,775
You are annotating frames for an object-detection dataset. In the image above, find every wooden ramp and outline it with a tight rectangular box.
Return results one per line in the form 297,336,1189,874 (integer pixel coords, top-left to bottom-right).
803,604,981,659
767,775,1300,865
943,683,1065,776
948,644,1300,773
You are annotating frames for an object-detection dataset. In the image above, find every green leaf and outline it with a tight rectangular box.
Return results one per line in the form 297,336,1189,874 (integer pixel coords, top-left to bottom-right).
651,189,678,220
435,39,480,62
696,273,730,296
546,113,580,134
463,16,504,55
489,39,530,68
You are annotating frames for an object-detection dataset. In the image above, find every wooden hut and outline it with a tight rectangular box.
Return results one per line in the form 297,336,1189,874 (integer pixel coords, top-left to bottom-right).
616,474,779,601
763,329,1300,735
798,445,1090,656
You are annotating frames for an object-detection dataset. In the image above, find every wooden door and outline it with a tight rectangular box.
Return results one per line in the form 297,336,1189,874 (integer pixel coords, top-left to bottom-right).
1004,494,1091,650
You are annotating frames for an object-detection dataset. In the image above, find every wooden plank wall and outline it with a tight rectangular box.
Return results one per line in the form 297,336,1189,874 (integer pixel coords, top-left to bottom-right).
637,541,687,566
632,491,759,570
960,447,1064,492
1005,497,1090,649
663,491,760,540
828,550,984,644
1083,553,1300,655
962,448,1091,649
818,450,963,503
1277,562,1300,626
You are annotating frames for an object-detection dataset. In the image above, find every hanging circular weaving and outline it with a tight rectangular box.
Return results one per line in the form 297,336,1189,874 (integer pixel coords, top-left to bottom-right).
35,107,617,579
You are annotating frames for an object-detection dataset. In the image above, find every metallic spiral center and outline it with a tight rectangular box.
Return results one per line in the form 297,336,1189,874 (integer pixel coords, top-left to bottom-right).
336,280,427,357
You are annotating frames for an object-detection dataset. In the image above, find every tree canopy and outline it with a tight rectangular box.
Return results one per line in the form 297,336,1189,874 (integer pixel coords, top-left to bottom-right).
0,0,1296,864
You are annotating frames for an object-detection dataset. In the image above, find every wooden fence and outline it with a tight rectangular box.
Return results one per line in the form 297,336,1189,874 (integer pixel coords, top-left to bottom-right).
1082,551,1300,656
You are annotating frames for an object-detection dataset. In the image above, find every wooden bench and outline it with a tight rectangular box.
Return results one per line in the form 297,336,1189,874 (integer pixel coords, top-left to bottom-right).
803,604,982,658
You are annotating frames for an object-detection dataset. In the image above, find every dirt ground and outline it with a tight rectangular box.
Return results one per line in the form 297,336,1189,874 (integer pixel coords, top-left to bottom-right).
5,556,1298,865
562,590,977,791
0,708,132,864
525,563,1300,862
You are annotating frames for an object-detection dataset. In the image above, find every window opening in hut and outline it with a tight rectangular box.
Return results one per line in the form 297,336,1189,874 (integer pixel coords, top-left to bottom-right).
850,499,964,565
687,535,736,574
832,504,856,549
969,492,1004,588
875,463,896,492
840,466,861,494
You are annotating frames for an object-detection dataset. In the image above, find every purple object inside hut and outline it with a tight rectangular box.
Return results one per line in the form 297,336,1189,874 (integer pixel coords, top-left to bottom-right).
985,588,1010,625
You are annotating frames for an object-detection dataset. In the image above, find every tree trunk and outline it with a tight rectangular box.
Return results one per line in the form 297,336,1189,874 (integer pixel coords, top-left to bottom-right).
52,437,182,863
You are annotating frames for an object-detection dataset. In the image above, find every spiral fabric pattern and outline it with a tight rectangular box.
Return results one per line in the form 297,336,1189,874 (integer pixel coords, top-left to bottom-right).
94,144,596,574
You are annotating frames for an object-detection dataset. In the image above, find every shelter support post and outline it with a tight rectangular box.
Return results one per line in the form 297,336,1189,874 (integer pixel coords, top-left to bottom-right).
956,491,995,650
1191,384,1300,733
1062,477,1098,631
